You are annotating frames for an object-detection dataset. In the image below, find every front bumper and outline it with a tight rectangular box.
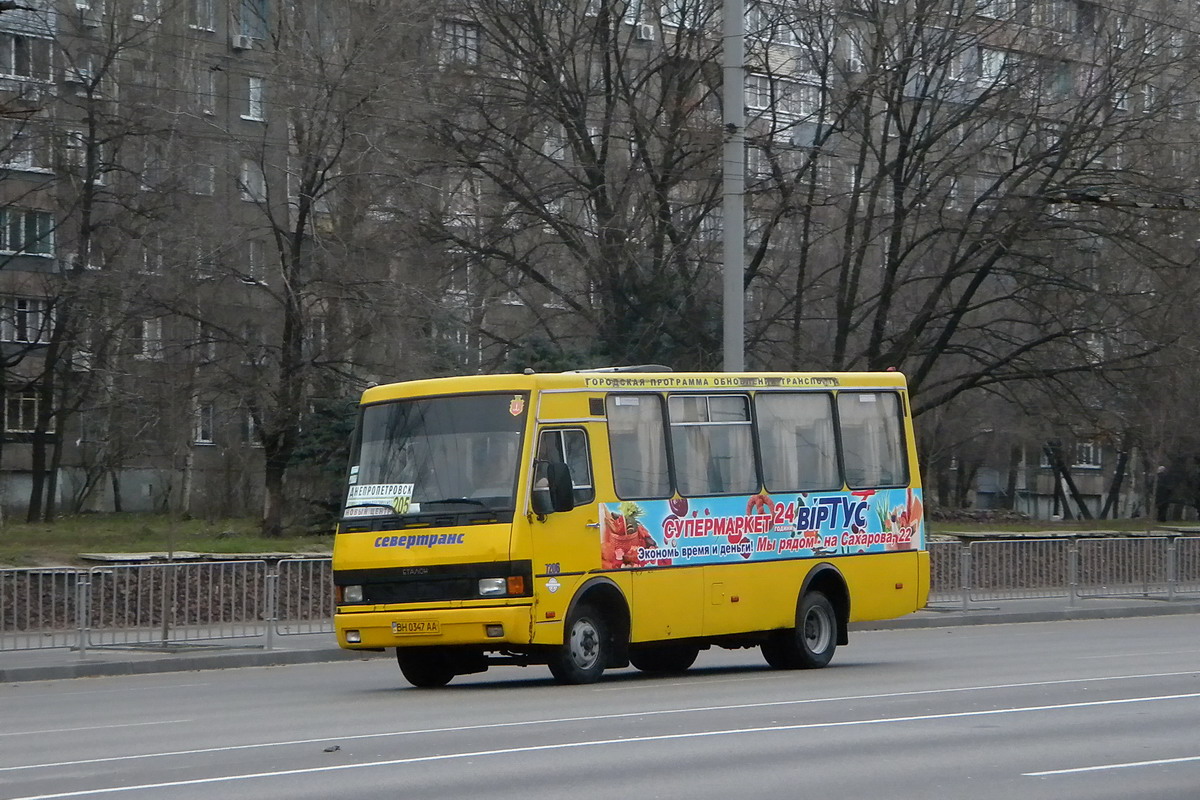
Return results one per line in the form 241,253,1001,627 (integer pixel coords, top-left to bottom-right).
334,604,533,649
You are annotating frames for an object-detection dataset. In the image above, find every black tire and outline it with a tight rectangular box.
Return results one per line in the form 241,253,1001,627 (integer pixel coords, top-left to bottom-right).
760,590,838,670
760,632,796,669
548,603,609,684
629,642,700,674
396,648,455,688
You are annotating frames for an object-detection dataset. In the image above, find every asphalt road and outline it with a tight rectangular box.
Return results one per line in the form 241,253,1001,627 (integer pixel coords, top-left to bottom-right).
2,615,1198,800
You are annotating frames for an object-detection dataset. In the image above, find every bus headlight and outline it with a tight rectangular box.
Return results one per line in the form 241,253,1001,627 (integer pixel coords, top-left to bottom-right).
342,585,364,603
478,578,507,596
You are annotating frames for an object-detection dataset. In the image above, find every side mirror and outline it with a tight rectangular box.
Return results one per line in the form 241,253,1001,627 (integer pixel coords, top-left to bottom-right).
533,461,576,515
546,461,575,512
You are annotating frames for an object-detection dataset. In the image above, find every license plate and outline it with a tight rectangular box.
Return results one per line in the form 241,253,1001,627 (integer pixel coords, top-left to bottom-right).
392,619,439,635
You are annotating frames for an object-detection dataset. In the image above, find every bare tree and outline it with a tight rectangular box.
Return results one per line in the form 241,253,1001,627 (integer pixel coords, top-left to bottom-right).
186,1,417,535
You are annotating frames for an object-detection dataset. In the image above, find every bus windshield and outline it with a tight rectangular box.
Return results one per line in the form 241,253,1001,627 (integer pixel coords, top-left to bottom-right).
344,393,527,519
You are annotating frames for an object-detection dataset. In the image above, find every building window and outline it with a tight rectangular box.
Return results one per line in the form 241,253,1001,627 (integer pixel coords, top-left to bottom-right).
437,20,481,65
1,296,50,343
242,409,262,446
1074,440,1101,468
979,48,1008,83
239,159,266,202
746,73,771,110
241,322,267,364
244,76,265,121
194,402,215,444
746,2,794,46
245,239,265,282
191,67,216,114
3,386,41,433
444,173,479,224
0,34,52,81
698,206,722,241
197,321,217,362
137,140,172,191
65,130,85,167
976,0,1014,17
194,244,217,278
661,0,699,28
1039,441,1101,469
240,0,269,38
542,125,567,160
1144,83,1159,113
137,237,163,274
188,0,215,30
131,318,163,360
0,209,54,256
2,122,50,171
132,0,160,21
188,163,215,195
781,81,822,118
585,0,641,22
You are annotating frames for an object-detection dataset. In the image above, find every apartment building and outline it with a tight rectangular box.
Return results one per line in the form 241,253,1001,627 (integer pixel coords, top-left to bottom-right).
0,0,388,523
0,0,1193,522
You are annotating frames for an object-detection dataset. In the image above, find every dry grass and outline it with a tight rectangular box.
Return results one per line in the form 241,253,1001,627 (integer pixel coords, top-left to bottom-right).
0,514,332,567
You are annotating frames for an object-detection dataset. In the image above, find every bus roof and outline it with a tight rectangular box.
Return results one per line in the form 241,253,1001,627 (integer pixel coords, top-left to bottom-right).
359,371,909,405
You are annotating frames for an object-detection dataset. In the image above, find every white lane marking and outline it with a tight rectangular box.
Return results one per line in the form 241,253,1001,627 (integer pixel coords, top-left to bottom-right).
0,721,192,738
10,692,1200,799
1,684,210,699
1075,651,1200,660
2,670,1197,773
1026,754,1200,776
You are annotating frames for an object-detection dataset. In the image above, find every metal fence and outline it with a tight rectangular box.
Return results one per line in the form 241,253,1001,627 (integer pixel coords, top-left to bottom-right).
928,535,1200,608
3,538,1199,655
1,558,333,655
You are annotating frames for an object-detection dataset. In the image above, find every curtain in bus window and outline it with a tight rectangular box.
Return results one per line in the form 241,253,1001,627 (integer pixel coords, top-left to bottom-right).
668,395,756,496
836,392,907,488
756,392,840,492
606,394,671,498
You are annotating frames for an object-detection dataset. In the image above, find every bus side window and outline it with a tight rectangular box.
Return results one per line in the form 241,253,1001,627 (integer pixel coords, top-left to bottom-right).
606,394,671,499
836,392,907,488
668,394,756,496
756,392,840,492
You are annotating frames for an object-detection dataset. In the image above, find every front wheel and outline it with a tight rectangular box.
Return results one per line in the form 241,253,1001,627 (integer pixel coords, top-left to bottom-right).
760,590,838,670
396,648,455,688
548,603,609,684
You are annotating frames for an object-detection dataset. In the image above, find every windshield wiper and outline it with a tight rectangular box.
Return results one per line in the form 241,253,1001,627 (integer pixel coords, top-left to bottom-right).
421,498,488,507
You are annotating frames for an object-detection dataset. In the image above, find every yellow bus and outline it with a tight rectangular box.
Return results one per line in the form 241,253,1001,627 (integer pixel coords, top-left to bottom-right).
333,367,929,687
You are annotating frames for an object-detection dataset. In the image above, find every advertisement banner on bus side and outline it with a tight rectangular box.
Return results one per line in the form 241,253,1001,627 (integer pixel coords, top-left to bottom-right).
599,488,924,569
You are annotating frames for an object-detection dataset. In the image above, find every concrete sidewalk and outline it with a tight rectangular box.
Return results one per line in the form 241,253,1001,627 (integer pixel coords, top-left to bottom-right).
4,596,1200,683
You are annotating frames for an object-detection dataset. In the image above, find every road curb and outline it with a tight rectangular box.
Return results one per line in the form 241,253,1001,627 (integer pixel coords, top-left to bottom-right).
851,601,1200,631
0,647,386,684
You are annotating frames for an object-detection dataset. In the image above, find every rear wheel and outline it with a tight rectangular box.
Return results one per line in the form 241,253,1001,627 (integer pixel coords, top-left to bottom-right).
760,590,838,670
396,648,455,688
548,603,609,684
629,642,700,674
